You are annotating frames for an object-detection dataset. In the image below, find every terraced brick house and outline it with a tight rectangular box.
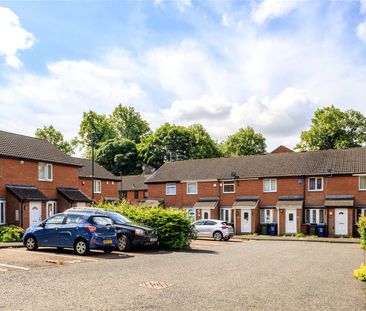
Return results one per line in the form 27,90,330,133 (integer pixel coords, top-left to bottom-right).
0,131,118,229
77,158,119,203
145,147,366,237
0,131,90,228
119,174,150,204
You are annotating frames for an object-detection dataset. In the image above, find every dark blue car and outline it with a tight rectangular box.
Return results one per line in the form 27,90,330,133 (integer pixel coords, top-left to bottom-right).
23,212,117,256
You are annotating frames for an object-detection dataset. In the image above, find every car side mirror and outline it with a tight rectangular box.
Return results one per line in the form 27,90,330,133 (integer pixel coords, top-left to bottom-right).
39,222,45,228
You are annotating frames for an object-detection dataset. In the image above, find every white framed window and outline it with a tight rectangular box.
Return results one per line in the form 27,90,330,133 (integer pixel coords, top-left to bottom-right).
94,180,101,193
46,201,57,218
0,200,6,225
223,181,235,193
305,209,325,224
166,183,176,195
359,176,366,191
220,208,233,223
187,182,198,195
38,162,53,181
308,177,323,191
260,209,277,224
263,178,277,193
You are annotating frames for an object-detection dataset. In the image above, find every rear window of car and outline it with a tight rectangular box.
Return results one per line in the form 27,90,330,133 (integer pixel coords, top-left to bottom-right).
90,216,113,225
65,214,85,224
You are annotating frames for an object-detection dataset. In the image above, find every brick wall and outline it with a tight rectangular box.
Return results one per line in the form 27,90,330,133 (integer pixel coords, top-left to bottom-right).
78,177,119,203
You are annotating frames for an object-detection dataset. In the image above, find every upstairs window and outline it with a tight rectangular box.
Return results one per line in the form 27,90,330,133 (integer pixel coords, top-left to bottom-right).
223,181,235,193
166,183,176,195
308,177,323,191
359,176,366,190
263,179,277,193
94,180,101,193
187,182,198,195
38,162,53,181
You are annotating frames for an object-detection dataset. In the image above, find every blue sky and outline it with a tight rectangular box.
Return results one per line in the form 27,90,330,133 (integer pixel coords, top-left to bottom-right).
1,0,366,151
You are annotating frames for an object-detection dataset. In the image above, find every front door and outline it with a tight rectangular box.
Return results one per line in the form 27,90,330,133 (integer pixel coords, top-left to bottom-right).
241,210,251,233
202,210,210,220
29,201,42,227
335,208,348,235
285,209,297,234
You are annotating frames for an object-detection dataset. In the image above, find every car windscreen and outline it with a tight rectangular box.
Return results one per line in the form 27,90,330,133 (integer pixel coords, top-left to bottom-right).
109,212,130,224
90,216,113,226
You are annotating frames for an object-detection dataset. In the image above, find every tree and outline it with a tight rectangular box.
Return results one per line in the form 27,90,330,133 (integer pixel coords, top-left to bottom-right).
188,123,222,159
296,106,366,151
77,111,116,157
35,125,74,155
138,123,194,168
223,126,266,156
96,138,142,175
111,104,150,143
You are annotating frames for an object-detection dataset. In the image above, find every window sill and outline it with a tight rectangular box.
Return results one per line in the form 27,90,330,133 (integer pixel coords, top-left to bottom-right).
308,189,323,192
166,194,176,196
263,191,277,193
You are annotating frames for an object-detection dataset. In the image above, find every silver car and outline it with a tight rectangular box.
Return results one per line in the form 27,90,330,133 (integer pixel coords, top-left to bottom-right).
192,219,234,241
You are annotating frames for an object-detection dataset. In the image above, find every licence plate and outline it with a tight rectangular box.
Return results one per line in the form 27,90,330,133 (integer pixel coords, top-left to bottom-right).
150,238,158,242
103,239,113,244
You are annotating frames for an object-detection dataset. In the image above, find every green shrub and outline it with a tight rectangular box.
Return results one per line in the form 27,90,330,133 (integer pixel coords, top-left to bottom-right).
295,233,305,238
357,216,366,250
97,201,194,249
354,263,366,281
0,225,25,242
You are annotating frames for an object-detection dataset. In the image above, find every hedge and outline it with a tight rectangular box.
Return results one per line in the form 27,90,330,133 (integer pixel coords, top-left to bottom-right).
97,201,194,249
0,225,25,242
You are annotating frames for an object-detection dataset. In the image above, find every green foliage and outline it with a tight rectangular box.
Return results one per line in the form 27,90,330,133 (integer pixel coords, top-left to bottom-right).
97,201,194,249
111,104,151,143
35,125,74,155
223,126,266,156
296,106,366,151
0,225,25,242
188,123,223,159
354,263,366,281
77,111,116,157
357,216,366,250
295,233,306,238
96,138,142,175
138,123,194,168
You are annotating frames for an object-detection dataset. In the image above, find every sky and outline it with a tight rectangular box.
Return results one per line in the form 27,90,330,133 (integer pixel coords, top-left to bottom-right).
0,0,366,151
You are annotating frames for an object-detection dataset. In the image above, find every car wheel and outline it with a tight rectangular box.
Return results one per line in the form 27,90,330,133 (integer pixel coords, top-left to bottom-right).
25,236,38,251
213,231,223,241
103,247,113,254
117,234,131,252
74,239,90,256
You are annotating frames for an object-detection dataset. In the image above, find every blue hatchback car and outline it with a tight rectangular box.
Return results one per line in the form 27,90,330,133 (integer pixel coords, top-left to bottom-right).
23,212,117,255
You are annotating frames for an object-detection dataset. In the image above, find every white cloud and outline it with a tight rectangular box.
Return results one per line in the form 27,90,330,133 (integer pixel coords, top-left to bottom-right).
176,0,192,12
361,0,366,14
0,7,35,68
357,20,366,43
252,0,301,24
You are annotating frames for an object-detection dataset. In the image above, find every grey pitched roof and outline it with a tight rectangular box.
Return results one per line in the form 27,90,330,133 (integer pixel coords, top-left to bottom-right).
146,147,366,183
76,158,119,181
57,188,91,202
120,174,149,191
6,184,48,201
0,130,81,166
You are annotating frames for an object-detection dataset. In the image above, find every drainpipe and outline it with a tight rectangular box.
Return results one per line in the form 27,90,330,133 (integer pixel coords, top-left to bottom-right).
217,178,221,220
302,175,306,233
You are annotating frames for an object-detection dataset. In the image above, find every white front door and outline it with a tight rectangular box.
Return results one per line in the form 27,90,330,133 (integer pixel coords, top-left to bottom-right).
335,208,348,235
241,210,251,233
285,209,297,234
29,201,42,227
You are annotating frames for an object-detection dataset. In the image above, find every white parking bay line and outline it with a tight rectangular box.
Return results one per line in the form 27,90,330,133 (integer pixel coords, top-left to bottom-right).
4,249,98,262
0,263,29,271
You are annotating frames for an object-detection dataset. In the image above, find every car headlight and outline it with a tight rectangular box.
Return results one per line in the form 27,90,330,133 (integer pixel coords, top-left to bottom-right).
134,229,145,236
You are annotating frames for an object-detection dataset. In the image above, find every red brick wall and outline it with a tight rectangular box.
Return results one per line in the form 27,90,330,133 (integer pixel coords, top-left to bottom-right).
123,190,148,204
78,177,119,203
0,157,79,199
